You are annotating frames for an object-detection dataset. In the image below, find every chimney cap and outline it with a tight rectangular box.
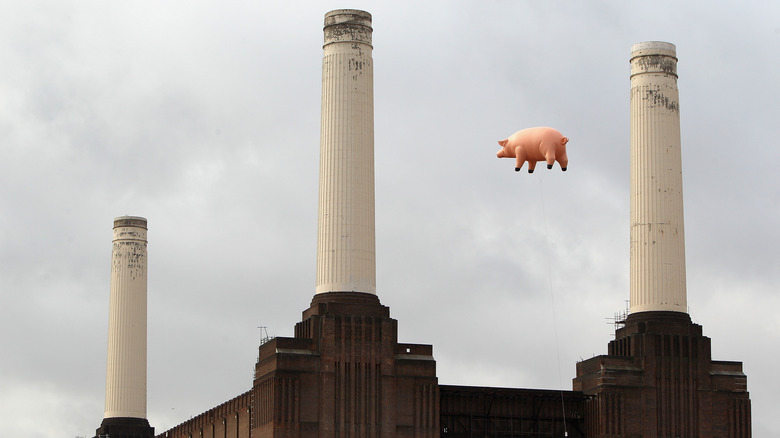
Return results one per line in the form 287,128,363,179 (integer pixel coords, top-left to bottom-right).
631,41,676,59
113,216,147,229
324,9,371,28
323,9,372,47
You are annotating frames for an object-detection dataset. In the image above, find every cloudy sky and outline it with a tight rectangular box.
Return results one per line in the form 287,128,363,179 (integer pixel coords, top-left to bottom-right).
1,1,778,436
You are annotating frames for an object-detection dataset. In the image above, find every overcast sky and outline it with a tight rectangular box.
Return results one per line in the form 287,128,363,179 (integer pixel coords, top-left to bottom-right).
1,1,778,437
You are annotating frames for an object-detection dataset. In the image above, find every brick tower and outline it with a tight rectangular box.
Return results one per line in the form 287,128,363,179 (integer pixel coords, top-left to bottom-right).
573,42,751,437
251,10,438,437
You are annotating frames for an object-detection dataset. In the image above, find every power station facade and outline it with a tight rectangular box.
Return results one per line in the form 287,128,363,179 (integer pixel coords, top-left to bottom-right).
94,10,750,438
571,42,751,438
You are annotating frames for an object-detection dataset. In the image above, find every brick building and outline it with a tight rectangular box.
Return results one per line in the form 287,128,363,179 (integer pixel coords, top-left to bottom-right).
99,11,750,438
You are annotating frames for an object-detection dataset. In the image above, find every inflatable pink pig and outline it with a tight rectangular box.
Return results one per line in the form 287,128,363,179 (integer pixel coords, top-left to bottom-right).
497,127,569,173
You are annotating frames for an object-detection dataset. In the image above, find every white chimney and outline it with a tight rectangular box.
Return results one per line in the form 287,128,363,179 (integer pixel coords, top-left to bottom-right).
629,42,687,314
315,10,376,294
104,216,149,419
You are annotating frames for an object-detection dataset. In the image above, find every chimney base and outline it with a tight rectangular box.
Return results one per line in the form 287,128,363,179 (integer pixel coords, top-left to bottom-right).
574,311,750,437
94,417,154,438
251,292,438,437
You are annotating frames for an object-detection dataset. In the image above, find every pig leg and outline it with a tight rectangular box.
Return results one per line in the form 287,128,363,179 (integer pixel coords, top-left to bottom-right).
557,153,568,171
514,147,527,172
527,161,537,173
544,149,556,170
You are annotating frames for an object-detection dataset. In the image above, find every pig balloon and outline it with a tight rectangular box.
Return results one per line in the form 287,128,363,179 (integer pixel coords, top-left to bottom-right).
497,127,569,173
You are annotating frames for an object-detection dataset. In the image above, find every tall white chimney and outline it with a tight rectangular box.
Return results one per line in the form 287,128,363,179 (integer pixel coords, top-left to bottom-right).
315,10,376,294
104,216,149,419
629,41,687,314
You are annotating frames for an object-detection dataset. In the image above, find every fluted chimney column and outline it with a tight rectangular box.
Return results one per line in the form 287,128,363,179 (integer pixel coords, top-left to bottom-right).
316,9,376,294
96,216,154,438
629,41,687,314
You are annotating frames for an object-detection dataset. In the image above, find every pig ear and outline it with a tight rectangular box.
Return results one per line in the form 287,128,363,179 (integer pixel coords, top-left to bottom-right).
561,137,569,145
498,139,508,146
